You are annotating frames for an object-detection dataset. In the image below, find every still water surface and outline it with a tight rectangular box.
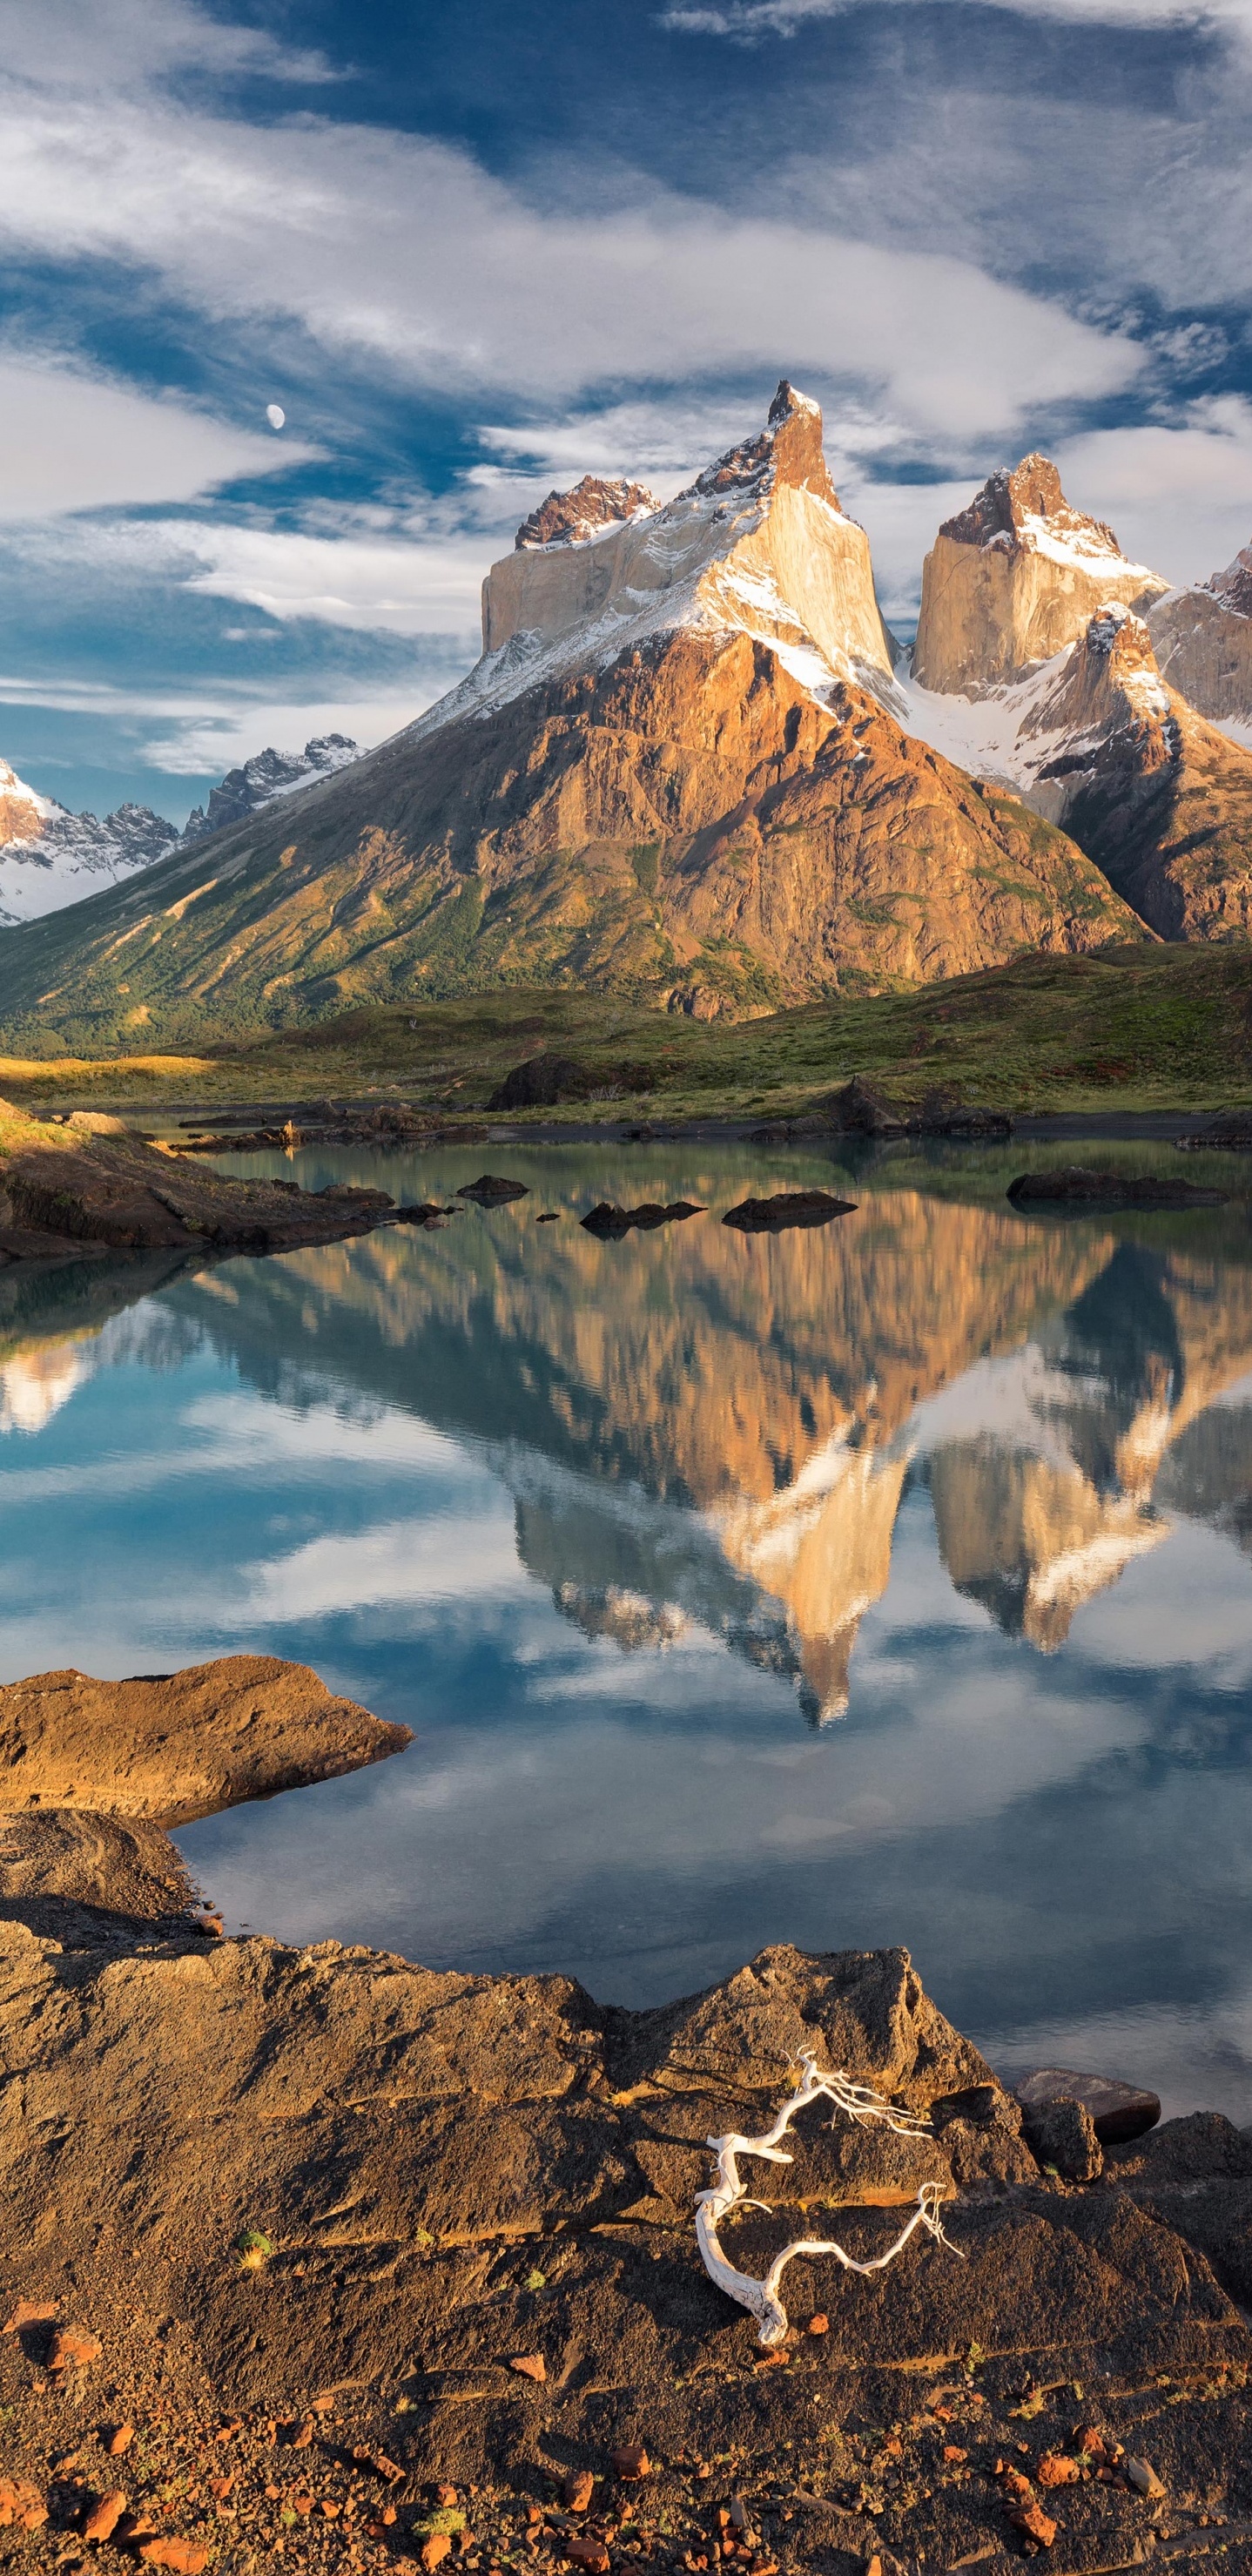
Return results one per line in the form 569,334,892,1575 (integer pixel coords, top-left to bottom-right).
2,1133,1250,2117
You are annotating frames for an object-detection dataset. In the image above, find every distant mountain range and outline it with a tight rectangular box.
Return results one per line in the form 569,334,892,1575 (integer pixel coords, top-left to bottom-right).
3,381,1252,1043
0,735,359,927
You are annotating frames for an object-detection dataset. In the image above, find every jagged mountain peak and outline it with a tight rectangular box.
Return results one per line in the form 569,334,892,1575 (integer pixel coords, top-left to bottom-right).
515,475,660,551
914,453,1167,695
939,452,1126,568
180,734,359,842
686,377,841,514
1207,541,1252,620
461,377,895,721
1145,539,1252,731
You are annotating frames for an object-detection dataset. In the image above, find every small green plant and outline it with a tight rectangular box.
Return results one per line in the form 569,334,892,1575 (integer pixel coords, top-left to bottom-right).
525,2268,546,2292
413,2510,468,2538
236,2228,273,2273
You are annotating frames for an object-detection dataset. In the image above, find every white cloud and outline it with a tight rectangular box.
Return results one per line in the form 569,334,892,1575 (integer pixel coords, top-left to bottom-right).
661,0,1252,37
0,37,1140,443
0,354,314,521
1054,401,1252,585
165,518,488,634
139,689,450,773
1,0,339,88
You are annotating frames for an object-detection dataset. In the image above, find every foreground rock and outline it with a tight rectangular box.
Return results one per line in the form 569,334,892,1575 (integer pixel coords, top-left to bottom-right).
1008,1166,1229,1210
0,1655,412,1824
1012,2065,1161,2146
0,1110,423,1264
0,1903,1247,2569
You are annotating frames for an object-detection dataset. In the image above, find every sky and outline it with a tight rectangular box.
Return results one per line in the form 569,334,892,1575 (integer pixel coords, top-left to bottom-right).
2,0,1252,823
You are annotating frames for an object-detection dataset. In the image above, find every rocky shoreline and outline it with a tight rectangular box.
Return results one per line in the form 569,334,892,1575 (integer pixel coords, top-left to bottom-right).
0,1109,465,1266
0,1659,1248,2575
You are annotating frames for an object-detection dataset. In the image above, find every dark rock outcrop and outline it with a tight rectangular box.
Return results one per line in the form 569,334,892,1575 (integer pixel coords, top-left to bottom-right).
456,1174,530,1204
1013,2065,1161,2145
724,1190,857,1232
580,1201,703,1237
0,1126,404,1262
515,478,659,551
1007,1166,1228,1209
0,1905,1248,2549
488,1056,594,1110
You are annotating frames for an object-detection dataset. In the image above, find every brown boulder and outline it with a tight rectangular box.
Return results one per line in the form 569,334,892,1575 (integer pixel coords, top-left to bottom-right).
0,1655,412,1824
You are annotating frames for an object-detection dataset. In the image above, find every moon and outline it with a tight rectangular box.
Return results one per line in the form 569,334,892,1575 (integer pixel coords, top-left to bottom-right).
266,403,286,431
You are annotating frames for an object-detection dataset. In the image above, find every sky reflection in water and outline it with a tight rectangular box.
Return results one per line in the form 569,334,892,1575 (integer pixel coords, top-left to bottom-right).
0,1136,1249,2120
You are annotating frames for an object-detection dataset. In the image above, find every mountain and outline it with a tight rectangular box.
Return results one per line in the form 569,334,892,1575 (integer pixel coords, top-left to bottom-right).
0,760,177,926
0,385,1146,1047
912,454,1168,694
1003,604,1252,941
1147,543,1252,740
0,737,360,930
179,734,360,840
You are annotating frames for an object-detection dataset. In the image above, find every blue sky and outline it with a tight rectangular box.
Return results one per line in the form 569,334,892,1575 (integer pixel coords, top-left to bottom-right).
3,0,1251,823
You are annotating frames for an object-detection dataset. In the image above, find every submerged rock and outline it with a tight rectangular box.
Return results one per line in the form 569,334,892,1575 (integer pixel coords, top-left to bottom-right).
724,1190,857,1232
580,1201,703,1237
455,1174,531,1205
1007,1166,1228,1209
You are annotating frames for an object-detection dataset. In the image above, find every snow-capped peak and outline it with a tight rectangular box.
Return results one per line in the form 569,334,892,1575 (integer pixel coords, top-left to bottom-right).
409,379,897,749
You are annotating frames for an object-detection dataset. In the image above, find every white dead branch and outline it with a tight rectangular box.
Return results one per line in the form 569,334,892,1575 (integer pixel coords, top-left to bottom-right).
694,2049,962,2347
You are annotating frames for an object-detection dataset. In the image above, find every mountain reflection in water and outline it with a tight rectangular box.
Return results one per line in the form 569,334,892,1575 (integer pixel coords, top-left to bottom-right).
0,1138,1250,2116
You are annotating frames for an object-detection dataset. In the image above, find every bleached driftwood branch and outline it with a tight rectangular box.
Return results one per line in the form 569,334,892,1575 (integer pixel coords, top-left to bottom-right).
694,2049,961,2347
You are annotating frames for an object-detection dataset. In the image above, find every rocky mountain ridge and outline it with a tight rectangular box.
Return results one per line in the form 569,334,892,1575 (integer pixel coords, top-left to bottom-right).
0,385,1151,1042
0,735,360,927
1147,539,1252,739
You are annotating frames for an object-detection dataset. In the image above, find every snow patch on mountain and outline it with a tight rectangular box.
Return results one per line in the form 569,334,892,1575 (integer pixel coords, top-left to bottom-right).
0,734,362,926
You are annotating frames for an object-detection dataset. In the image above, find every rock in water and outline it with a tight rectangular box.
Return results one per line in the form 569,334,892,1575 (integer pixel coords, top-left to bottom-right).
912,454,1167,691
455,1175,530,1204
724,1190,857,1232
580,1201,703,1237
1007,1166,1228,1209
1012,2066,1161,2146
0,1656,411,1823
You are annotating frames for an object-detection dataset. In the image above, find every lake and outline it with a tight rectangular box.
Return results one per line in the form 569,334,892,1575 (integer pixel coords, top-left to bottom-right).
2,1130,1250,2121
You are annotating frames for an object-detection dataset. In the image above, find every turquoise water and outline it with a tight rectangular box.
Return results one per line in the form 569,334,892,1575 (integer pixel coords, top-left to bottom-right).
2,1133,1251,2118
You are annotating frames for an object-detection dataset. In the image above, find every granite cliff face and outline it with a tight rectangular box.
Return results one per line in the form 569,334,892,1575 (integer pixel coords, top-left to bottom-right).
912,455,1168,693
0,387,1146,1043
1013,604,1252,940
1148,541,1252,736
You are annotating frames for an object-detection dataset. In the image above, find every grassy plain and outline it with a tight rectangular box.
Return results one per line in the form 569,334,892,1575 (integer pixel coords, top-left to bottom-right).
0,943,1249,1121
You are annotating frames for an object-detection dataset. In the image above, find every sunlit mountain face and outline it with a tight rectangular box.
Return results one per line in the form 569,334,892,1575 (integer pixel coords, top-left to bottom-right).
1,1135,1251,2118
2,0,1251,823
